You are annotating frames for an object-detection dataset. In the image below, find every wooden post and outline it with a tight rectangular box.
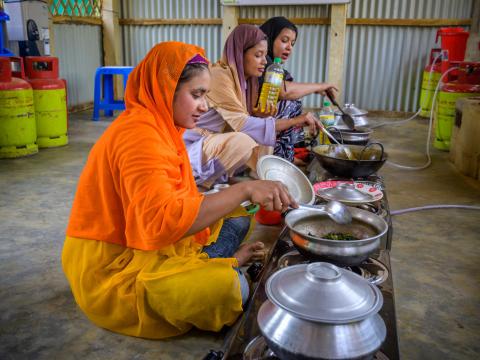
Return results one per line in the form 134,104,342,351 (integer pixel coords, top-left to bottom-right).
465,0,479,61
222,5,239,47
102,0,124,98
327,4,347,104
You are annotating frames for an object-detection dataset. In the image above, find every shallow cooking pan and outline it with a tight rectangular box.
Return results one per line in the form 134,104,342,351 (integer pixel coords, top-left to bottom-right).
326,126,372,146
312,142,387,178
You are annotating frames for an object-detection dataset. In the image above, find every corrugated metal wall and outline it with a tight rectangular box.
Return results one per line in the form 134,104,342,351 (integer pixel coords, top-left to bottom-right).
122,25,221,66
121,0,222,65
345,0,473,111
347,0,472,18
53,24,103,107
121,0,474,111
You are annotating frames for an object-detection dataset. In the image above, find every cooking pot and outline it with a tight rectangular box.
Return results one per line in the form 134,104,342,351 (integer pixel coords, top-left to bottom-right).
335,104,370,128
326,126,373,146
257,262,386,360
312,142,387,178
284,206,388,266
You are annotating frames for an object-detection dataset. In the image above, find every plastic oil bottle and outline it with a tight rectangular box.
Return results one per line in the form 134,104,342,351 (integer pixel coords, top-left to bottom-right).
258,57,284,112
318,100,335,144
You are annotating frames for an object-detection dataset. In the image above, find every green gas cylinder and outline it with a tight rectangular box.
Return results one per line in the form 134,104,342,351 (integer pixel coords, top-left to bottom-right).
434,63,480,151
0,57,38,158
25,56,68,148
419,49,442,117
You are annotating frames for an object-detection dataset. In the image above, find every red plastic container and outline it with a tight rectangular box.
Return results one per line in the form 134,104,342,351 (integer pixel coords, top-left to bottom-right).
436,27,469,62
255,207,282,226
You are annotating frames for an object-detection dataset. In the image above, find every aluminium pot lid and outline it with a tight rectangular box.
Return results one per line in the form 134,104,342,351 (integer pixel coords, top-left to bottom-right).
265,262,383,324
257,155,315,205
335,104,368,117
318,183,374,203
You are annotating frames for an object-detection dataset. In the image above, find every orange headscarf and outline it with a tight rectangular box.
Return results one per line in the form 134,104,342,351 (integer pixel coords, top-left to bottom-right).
66,42,210,250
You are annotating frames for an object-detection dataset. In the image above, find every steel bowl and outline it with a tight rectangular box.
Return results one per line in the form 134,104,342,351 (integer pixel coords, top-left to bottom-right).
257,155,315,205
284,206,389,266
312,143,387,178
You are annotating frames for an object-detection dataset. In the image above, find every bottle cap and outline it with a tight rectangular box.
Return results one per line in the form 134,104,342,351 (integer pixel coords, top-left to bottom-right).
273,57,282,64
323,101,331,106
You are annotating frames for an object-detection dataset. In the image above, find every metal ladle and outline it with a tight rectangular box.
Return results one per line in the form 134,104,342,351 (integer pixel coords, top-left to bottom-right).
290,200,353,225
326,89,356,130
319,126,356,160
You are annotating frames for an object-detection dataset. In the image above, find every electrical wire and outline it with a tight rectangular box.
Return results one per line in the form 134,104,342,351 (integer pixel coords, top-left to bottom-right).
385,66,459,170
391,204,480,216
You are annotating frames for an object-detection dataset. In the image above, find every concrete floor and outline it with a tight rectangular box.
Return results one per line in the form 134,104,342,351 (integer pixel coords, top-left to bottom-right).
0,111,479,359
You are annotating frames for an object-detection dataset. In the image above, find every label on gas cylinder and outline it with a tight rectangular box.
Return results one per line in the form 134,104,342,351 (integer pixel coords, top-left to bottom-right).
421,71,441,90
438,92,480,116
0,89,35,118
33,89,67,111
0,89,34,107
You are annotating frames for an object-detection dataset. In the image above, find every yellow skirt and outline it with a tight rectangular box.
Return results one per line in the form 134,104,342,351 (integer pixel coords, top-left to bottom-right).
62,211,253,339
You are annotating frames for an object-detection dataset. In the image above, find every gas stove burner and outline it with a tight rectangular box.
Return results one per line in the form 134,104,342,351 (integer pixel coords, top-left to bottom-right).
243,335,278,360
278,250,308,268
355,202,388,218
373,351,390,360
243,335,390,360
346,257,389,285
278,250,388,285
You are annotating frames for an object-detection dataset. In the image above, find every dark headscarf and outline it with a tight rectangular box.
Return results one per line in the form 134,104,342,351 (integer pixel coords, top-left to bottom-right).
260,16,298,61
222,24,267,113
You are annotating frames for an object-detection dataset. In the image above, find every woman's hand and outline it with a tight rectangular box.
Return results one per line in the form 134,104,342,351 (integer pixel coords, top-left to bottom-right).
293,112,322,138
244,180,297,213
315,83,339,97
252,101,277,118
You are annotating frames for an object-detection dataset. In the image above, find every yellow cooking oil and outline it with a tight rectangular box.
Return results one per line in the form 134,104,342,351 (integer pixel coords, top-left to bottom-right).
258,57,284,112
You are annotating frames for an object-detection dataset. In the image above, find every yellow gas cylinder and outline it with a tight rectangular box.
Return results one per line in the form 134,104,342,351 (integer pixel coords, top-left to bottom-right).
25,56,68,148
0,57,38,158
434,63,480,151
419,49,442,117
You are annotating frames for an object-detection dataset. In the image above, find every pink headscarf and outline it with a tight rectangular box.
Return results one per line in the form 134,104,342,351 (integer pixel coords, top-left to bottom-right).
221,24,267,113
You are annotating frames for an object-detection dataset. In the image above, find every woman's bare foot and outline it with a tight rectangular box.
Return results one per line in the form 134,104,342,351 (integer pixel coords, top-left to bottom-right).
234,242,266,267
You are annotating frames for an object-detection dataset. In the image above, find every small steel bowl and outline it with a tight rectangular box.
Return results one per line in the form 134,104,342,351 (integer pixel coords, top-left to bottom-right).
257,155,315,205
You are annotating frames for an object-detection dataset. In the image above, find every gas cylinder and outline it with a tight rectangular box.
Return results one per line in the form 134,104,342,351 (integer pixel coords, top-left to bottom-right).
25,56,68,148
0,57,38,158
434,62,480,151
419,49,442,117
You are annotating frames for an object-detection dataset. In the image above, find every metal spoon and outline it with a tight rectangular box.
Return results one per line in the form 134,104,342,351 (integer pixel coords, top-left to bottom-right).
326,89,356,130
319,126,356,160
291,200,353,225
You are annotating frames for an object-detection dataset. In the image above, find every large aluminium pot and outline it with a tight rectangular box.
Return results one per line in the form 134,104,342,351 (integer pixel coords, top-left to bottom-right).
312,143,387,178
258,262,386,360
284,206,388,266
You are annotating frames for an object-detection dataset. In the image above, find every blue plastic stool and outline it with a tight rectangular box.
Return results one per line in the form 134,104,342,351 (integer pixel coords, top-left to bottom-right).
93,66,134,121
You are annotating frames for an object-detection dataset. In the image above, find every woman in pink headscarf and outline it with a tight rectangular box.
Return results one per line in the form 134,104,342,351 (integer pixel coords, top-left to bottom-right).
183,24,319,189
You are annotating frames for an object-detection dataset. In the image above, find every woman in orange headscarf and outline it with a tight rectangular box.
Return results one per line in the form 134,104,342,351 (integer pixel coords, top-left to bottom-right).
62,41,296,339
